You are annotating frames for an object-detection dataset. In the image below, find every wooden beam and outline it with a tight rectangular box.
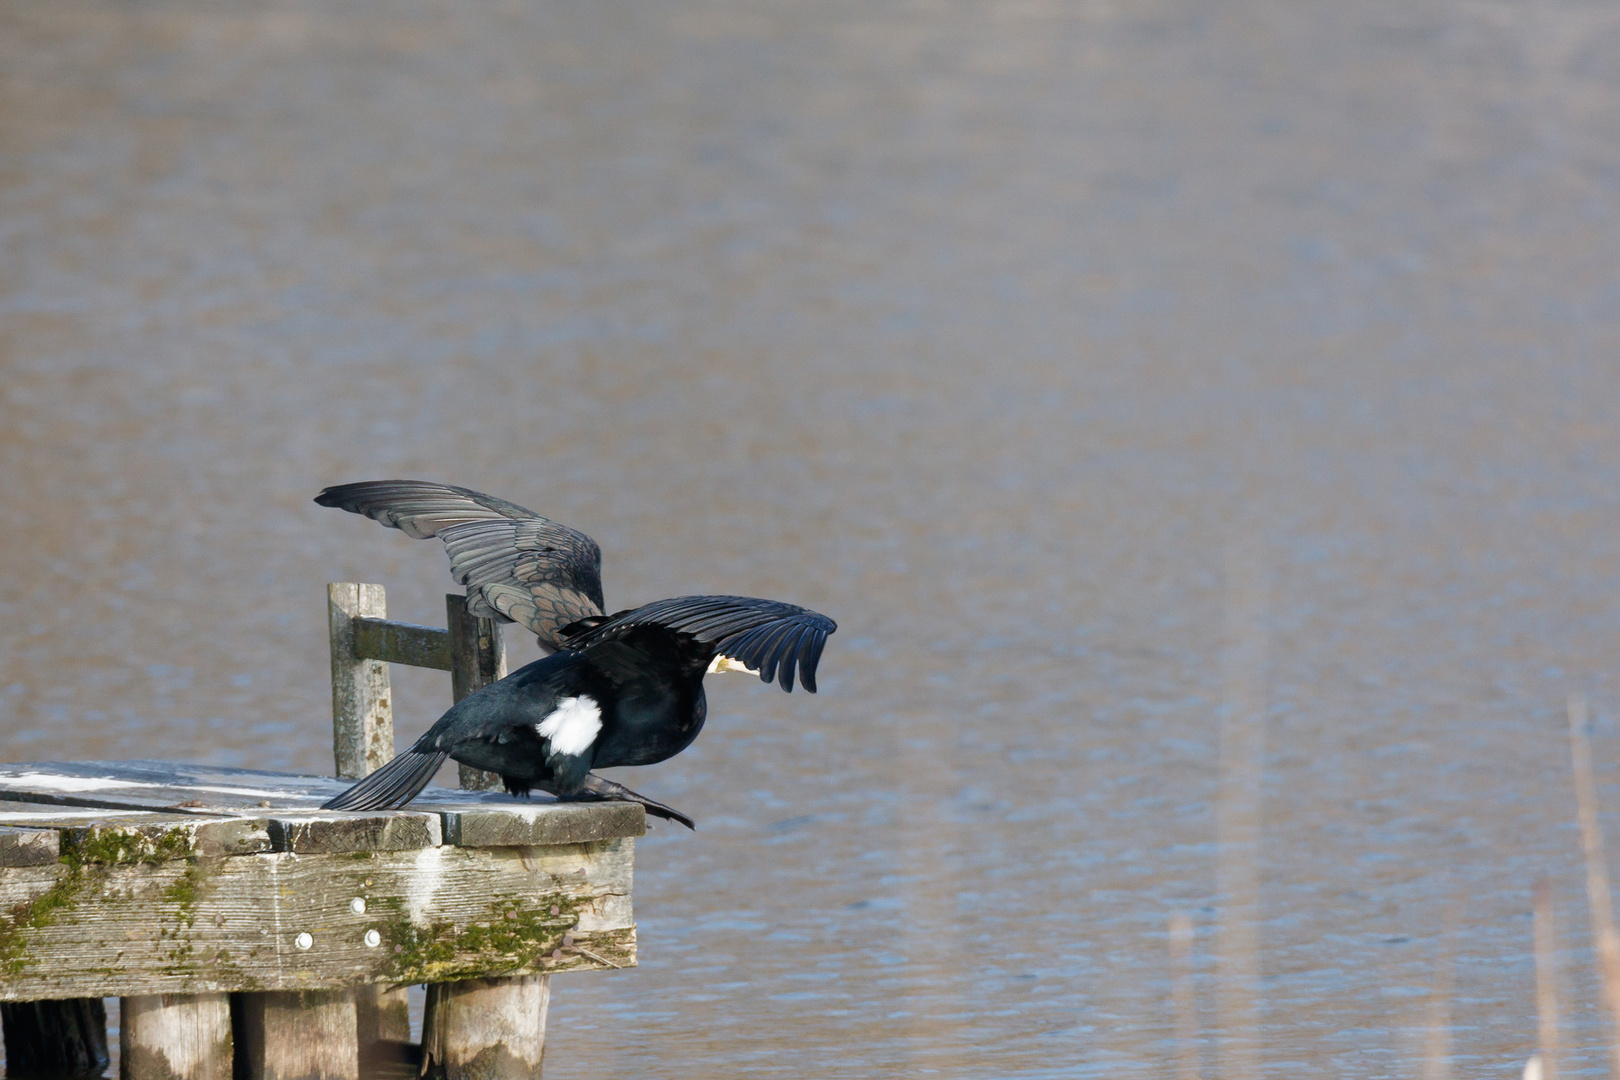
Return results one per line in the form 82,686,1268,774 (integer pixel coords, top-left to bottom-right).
442,802,641,849
120,992,232,1080
421,976,548,1080
447,594,507,792
353,618,451,672
328,584,393,781
265,812,440,854
0,838,635,1000
234,990,358,1080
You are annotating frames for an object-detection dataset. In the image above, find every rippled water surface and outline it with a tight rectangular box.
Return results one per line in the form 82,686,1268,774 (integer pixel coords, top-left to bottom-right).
6,0,1620,1075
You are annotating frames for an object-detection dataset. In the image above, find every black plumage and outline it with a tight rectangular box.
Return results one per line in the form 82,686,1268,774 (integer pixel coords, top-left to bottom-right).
315,482,836,825
321,595,835,819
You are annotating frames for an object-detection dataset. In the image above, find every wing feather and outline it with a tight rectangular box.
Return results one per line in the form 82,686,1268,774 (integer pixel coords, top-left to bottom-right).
315,480,605,650
568,595,836,693
795,628,827,693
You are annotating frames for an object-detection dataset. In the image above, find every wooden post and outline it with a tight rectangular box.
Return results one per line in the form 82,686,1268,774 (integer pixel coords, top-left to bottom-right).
424,598,546,1080
327,584,393,781
0,999,109,1077
447,594,506,792
328,584,413,1056
120,993,231,1080
325,588,546,1077
233,991,358,1080
353,985,411,1048
420,978,548,1080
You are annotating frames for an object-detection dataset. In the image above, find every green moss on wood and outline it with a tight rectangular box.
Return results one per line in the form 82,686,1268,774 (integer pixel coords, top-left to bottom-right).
0,840,631,989
61,825,195,867
160,860,204,917
0,862,99,976
379,893,585,983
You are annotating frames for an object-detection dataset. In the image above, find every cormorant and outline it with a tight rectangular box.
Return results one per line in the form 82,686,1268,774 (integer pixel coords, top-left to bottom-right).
314,482,835,825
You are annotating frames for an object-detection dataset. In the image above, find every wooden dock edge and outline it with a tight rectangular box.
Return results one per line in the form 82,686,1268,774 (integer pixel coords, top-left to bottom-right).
0,585,643,1080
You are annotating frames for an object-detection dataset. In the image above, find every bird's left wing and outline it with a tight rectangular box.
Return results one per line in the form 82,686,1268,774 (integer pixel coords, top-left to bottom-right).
314,480,605,651
566,595,836,692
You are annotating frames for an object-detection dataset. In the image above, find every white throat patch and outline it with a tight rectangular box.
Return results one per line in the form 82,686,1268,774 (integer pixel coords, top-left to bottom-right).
536,696,603,757
706,654,760,676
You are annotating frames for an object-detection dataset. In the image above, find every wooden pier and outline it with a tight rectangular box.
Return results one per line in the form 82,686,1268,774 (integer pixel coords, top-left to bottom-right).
0,587,641,1080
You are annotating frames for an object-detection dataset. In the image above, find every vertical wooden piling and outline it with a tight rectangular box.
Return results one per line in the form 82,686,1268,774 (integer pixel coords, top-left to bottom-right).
324,586,547,1077
328,583,411,1055
420,978,548,1080
354,985,411,1049
447,595,506,792
120,993,232,1080
426,597,547,1079
328,583,394,781
0,999,109,1077
233,991,358,1080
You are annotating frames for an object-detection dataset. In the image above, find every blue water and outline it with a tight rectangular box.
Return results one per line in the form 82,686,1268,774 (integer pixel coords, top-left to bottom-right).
4,0,1620,1074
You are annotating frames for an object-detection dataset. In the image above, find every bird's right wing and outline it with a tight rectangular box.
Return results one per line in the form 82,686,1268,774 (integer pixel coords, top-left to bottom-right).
567,595,836,692
315,480,605,651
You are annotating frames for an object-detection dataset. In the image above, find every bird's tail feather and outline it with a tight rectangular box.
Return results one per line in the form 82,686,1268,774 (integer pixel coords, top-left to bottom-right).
321,749,449,811
571,773,696,830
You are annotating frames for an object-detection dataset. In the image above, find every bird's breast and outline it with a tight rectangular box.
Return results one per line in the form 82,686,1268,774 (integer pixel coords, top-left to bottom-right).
592,683,707,767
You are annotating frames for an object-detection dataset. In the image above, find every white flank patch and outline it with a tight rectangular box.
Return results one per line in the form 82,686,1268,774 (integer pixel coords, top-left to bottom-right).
536,696,603,757
706,654,760,676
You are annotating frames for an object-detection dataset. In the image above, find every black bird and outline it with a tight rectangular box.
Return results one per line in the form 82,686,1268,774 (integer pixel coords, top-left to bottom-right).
315,482,836,824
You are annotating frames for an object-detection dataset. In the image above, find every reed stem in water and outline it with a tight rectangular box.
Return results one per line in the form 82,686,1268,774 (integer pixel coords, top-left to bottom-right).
1568,693,1620,1079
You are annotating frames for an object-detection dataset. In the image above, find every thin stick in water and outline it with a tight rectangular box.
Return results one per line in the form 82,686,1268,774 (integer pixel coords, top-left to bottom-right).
1569,693,1620,1080
1532,877,1562,1080
1421,909,1456,1080
1216,540,1267,1080
1169,912,1201,1080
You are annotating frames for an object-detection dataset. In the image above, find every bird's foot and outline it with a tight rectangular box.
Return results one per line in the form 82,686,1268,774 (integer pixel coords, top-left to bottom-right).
565,774,696,830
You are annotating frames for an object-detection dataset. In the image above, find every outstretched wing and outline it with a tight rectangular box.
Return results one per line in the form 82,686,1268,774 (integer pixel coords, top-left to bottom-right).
567,595,836,692
315,480,605,650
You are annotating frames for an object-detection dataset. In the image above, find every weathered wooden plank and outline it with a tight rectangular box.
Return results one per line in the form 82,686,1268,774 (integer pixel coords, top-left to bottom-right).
63,817,273,861
421,976,548,1080
0,803,273,863
442,802,644,849
0,998,109,1077
353,618,452,672
0,838,635,1000
0,800,221,824
266,812,441,854
0,761,336,813
236,990,358,1080
0,802,275,863
119,992,232,1080
329,583,394,781
448,594,507,793
0,763,645,847
0,826,59,868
